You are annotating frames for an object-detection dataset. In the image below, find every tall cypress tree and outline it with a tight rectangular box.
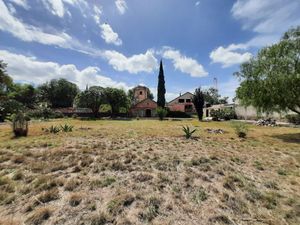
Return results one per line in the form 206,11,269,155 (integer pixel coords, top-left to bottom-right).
157,60,166,107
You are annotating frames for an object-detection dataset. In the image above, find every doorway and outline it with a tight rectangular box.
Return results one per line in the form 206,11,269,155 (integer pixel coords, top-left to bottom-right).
145,109,152,117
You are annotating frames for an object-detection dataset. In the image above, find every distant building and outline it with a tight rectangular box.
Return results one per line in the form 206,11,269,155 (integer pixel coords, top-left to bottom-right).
203,104,235,117
167,92,196,114
130,86,157,117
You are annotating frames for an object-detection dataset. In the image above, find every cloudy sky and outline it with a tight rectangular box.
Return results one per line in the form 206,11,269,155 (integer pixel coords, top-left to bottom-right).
1,0,299,101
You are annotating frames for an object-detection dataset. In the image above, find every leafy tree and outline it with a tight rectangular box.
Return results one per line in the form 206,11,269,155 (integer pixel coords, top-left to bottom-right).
9,83,36,108
37,78,79,108
235,26,300,115
192,88,205,121
0,99,24,122
157,60,166,107
0,61,13,100
74,86,104,117
103,87,129,117
203,87,228,105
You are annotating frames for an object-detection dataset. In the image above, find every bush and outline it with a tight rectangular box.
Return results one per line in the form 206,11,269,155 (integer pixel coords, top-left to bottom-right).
210,108,236,121
156,107,167,121
167,110,191,118
27,107,64,119
231,122,248,138
286,114,300,124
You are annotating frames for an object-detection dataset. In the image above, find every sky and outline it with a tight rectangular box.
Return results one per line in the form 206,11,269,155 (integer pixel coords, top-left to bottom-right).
0,0,300,102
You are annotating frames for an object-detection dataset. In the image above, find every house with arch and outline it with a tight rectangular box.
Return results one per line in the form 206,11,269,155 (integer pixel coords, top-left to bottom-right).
130,86,157,117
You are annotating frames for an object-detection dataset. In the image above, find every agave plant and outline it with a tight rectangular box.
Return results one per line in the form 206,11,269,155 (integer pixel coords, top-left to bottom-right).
182,125,197,139
60,124,74,132
43,125,61,134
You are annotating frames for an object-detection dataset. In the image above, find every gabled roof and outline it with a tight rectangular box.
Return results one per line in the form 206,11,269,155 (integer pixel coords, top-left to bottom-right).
131,98,157,108
168,92,194,104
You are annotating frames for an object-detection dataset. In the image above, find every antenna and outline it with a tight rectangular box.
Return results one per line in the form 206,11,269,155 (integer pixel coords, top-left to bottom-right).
213,77,218,90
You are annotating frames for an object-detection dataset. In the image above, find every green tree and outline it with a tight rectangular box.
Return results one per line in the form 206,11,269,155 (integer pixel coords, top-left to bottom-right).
192,88,205,121
37,78,79,108
74,86,104,117
103,87,129,117
157,60,166,107
203,87,228,105
235,26,300,115
0,99,24,122
9,83,36,108
0,61,13,100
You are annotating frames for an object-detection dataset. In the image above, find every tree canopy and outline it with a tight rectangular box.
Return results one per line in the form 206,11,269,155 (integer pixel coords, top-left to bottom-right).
203,87,228,105
103,87,129,117
37,78,79,108
235,26,300,115
0,61,13,100
9,83,36,109
74,86,104,117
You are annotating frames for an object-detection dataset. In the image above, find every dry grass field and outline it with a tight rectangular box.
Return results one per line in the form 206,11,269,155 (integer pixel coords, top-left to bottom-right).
0,119,299,225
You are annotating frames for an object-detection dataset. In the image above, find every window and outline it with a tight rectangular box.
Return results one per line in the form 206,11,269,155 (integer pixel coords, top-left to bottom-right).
178,99,184,103
140,91,143,95
186,99,191,103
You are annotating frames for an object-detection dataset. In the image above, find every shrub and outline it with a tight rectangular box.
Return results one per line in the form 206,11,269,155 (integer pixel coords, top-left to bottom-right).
231,122,248,138
286,114,300,124
156,107,167,121
182,125,197,139
166,110,191,118
27,106,64,120
210,108,236,121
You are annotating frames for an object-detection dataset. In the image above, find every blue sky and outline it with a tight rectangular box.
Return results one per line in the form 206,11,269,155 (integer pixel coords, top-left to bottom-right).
1,0,300,101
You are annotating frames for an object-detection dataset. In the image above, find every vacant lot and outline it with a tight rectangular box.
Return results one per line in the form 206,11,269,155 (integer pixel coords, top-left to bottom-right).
0,119,299,225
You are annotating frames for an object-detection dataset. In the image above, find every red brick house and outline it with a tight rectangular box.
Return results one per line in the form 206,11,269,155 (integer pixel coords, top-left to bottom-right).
130,86,157,117
167,92,196,114
130,98,157,117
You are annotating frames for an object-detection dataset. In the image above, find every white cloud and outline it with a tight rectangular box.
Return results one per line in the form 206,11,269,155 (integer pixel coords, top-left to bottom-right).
210,44,252,68
0,50,130,90
7,0,29,9
232,0,300,47
93,5,102,24
162,47,208,77
43,0,65,18
195,1,200,7
103,50,158,74
0,0,72,46
100,23,122,46
7,3,17,14
115,0,127,15
0,1,106,56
